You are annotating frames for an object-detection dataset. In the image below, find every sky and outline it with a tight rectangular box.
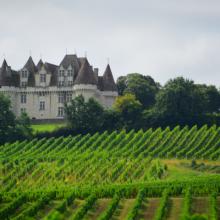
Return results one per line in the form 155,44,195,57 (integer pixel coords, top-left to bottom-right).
0,0,220,86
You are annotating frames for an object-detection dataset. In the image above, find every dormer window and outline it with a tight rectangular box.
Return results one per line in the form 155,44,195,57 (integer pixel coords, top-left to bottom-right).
21,70,28,78
67,70,73,77
40,74,46,83
59,70,65,77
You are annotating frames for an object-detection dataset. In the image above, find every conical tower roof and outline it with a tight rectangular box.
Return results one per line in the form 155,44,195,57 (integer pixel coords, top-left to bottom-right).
0,59,15,86
1,59,8,69
23,56,37,73
37,59,44,70
75,58,97,85
102,64,117,91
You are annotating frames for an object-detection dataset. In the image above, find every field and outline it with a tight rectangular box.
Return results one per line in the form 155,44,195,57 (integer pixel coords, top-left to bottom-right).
31,123,66,133
1,125,220,219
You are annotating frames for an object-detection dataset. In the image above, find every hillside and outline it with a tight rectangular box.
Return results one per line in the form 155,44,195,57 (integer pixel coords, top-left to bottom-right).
1,125,220,219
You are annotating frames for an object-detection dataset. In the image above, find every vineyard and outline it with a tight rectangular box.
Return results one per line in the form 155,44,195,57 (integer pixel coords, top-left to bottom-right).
1,125,220,219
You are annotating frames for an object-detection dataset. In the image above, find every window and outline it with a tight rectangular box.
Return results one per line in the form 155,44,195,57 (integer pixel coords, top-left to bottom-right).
67,70,73,77
21,94,27,103
58,81,65,86
21,82,27,87
58,107,64,117
68,81,73,86
59,70,65,77
20,108,26,113
58,93,64,103
66,93,72,102
40,74,46,83
21,70,28,78
39,101,45,111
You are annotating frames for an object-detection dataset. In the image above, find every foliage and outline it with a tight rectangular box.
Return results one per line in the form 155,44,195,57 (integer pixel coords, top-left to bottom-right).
147,159,167,180
126,188,145,220
116,73,160,108
72,194,96,220
153,189,169,220
113,94,142,129
98,194,120,220
209,192,218,220
155,77,204,117
65,95,105,133
0,94,33,144
16,112,33,138
181,188,192,220
0,94,16,144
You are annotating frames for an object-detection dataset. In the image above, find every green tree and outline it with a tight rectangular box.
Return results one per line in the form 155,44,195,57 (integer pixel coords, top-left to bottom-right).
155,77,204,119
65,95,105,133
196,84,220,113
16,112,33,138
113,94,142,129
0,94,16,144
117,73,160,108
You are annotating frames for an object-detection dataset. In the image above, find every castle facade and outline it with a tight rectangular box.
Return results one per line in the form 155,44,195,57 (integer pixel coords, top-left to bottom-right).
0,54,118,120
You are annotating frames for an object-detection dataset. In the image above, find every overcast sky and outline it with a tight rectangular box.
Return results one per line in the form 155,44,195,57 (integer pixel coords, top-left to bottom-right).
0,0,220,86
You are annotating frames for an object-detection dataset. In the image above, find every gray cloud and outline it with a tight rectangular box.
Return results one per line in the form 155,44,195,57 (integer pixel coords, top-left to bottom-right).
0,0,220,86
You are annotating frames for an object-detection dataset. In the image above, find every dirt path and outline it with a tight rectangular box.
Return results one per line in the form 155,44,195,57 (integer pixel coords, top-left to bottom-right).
166,197,183,220
83,199,111,220
111,199,135,220
191,197,209,215
141,198,160,220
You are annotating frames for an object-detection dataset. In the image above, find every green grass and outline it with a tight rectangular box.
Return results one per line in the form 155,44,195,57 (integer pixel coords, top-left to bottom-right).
31,123,66,133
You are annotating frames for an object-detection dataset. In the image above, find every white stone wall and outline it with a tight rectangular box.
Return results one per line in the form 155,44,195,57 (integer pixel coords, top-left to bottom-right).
0,85,117,120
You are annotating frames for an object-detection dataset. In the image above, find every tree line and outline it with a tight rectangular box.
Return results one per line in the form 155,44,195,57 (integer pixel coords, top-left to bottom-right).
1,73,220,142
65,74,220,134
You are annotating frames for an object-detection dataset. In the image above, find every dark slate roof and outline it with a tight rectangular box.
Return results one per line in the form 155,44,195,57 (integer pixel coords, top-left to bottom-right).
44,62,58,86
1,59,8,70
45,62,58,73
102,64,117,91
77,57,86,67
27,71,35,87
44,63,58,86
23,56,37,73
37,59,44,70
23,57,37,87
60,54,80,71
0,60,20,87
74,59,97,85
11,70,20,87
97,76,104,91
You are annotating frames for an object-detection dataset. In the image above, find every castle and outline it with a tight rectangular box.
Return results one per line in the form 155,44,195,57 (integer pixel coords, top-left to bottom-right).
0,54,118,120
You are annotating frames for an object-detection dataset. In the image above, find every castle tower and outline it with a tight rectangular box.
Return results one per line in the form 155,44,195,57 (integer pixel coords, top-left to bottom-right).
74,58,98,100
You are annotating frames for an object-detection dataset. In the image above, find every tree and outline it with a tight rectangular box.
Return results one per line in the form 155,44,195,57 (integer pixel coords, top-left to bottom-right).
116,73,160,108
196,84,220,113
65,95,105,133
0,94,17,144
113,94,142,129
16,112,33,138
102,109,122,131
155,77,205,119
